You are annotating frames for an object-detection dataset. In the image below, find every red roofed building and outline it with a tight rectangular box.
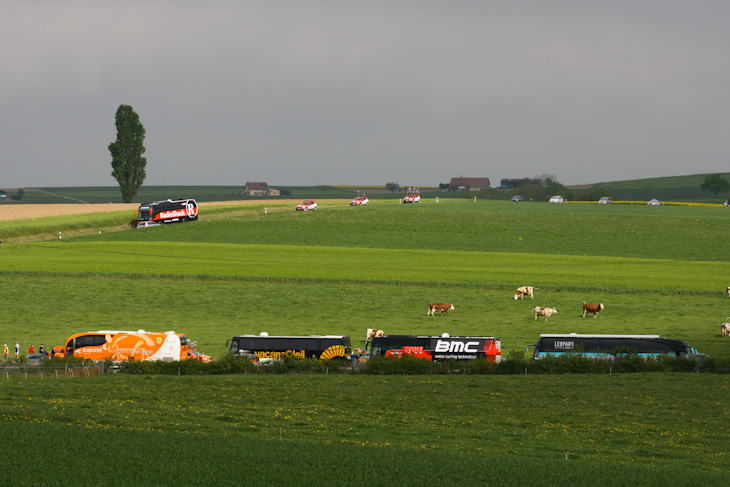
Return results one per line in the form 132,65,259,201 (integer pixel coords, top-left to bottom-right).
243,182,280,197
449,177,490,191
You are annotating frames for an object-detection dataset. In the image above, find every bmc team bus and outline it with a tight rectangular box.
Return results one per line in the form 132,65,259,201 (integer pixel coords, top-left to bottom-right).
136,198,198,228
527,334,705,360
370,334,502,362
61,330,211,362
227,333,352,362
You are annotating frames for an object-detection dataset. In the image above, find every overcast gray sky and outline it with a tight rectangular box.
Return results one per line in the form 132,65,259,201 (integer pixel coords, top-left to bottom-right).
2,1,728,189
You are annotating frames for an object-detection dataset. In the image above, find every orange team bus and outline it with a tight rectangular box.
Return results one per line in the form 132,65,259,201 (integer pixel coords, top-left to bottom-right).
61,330,211,362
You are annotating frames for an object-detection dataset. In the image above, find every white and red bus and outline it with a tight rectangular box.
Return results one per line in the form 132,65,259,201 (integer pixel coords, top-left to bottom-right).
136,199,198,228
370,333,502,362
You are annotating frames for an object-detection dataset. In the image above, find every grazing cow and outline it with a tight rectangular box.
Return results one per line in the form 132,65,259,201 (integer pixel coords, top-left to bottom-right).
722,322,730,337
364,328,385,350
582,301,605,318
514,286,536,300
726,287,730,298
532,306,557,321
428,303,455,316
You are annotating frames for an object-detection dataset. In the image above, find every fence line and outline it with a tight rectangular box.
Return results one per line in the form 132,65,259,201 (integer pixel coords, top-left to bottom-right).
0,364,102,380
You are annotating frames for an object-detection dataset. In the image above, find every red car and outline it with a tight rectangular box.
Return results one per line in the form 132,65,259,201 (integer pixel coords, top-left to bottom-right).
295,200,318,211
403,194,420,203
350,196,369,206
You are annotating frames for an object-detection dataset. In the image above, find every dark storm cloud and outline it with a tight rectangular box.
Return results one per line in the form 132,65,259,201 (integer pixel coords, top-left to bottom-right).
1,1,729,188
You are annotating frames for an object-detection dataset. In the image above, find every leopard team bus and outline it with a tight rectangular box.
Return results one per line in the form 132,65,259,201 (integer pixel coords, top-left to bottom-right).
62,330,211,362
136,198,198,228
227,333,351,362
527,334,705,360
370,334,502,362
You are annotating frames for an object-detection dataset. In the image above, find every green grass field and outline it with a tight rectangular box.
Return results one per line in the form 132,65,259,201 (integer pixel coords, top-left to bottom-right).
2,375,729,486
2,198,730,485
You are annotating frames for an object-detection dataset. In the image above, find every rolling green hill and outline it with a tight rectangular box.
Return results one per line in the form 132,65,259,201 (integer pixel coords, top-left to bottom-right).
3,171,729,204
573,172,730,202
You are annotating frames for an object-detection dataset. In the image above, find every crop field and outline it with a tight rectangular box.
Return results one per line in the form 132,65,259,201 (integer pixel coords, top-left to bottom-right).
1,198,730,485
595,172,730,202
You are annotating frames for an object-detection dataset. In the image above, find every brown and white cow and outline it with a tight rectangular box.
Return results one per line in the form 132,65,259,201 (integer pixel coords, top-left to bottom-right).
364,328,385,350
582,301,605,318
722,321,730,337
514,286,535,300
532,306,557,321
428,303,455,316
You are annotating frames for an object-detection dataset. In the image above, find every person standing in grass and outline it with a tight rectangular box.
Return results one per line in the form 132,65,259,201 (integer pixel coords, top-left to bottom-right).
15,341,19,359
29,344,34,354
3,344,8,360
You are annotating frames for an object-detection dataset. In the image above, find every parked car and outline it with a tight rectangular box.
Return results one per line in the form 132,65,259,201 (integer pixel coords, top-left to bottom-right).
647,199,661,206
598,197,612,205
187,350,212,362
549,195,564,204
295,200,318,211
510,195,524,202
27,352,49,364
350,196,369,206
50,346,65,358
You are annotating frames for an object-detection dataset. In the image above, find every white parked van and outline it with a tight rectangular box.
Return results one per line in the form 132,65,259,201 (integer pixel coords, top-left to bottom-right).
549,195,564,204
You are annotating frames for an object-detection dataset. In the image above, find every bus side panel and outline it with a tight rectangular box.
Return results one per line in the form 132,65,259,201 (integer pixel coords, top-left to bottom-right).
147,335,182,362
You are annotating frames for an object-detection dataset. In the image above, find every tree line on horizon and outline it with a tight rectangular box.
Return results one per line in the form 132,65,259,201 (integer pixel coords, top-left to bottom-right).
104,104,730,204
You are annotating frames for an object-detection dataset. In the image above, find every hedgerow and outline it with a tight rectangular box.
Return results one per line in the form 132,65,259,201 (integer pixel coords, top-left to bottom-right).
113,354,730,376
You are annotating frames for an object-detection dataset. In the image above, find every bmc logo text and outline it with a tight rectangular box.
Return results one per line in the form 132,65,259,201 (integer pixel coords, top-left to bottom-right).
435,340,479,353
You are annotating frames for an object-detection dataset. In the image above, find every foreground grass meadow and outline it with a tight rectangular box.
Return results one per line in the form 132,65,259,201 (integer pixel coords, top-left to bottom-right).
2,198,730,485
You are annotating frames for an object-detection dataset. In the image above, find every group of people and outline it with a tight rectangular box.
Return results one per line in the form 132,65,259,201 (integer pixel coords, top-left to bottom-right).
3,342,44,360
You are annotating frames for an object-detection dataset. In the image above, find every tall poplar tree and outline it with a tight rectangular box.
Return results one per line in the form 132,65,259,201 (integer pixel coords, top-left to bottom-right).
109,104,147,202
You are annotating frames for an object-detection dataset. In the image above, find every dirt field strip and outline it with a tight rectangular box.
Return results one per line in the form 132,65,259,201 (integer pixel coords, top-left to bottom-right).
0,200,308,223
0,203,139,222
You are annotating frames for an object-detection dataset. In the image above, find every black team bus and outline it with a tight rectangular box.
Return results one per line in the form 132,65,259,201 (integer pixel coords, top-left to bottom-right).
527,334,706,360
370,333,502,362
136,199,198,228
227,333,351,362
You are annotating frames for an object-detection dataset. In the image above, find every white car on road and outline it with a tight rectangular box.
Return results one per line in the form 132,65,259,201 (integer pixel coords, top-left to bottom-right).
296,200,318,211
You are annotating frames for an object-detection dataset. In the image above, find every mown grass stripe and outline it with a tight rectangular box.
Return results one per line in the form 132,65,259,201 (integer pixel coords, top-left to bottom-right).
0,269,722,297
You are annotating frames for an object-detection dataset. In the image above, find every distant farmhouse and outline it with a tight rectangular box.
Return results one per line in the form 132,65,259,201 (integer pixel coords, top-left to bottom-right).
243,182,280,197
449,177,490,191
499,178,541,189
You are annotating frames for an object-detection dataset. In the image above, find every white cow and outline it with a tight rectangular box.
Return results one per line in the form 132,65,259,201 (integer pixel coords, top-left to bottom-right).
722,321,730,337
365,328,385,350
533,306,557,321
514,286,535,300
